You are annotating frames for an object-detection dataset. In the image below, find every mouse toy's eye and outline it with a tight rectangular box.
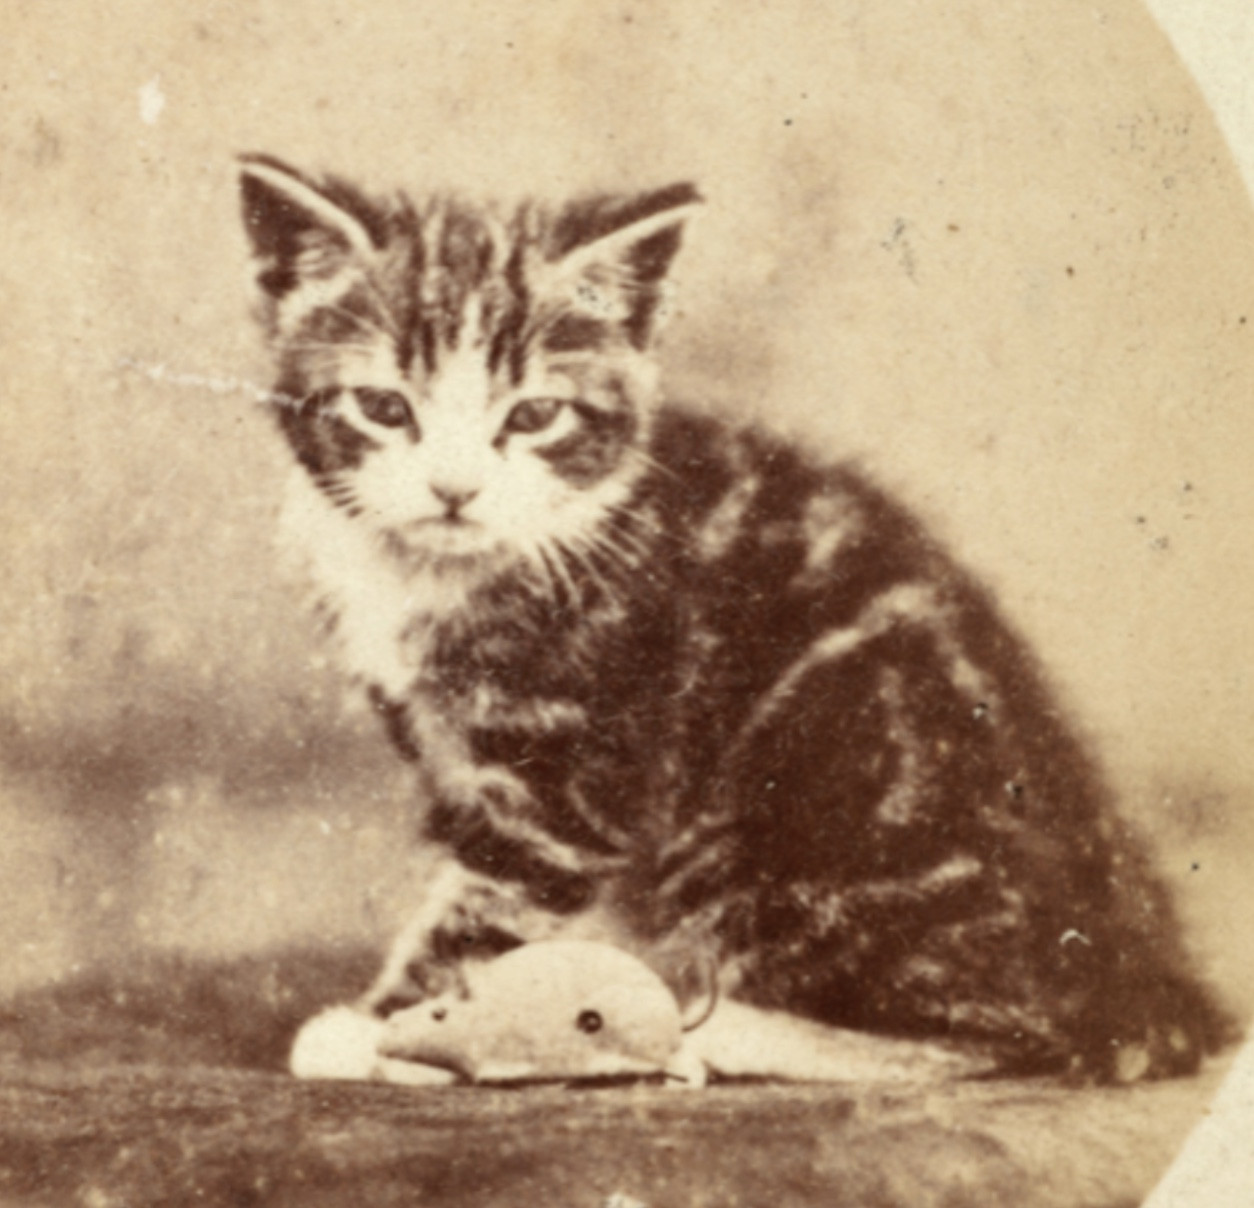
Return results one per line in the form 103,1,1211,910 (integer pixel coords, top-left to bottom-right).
576,1009,603,1034
431,1006,448,1022
355,387,415,429
503,397,565,436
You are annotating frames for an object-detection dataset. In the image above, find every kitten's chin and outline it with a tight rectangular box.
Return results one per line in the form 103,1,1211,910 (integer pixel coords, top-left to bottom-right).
381,520,510,578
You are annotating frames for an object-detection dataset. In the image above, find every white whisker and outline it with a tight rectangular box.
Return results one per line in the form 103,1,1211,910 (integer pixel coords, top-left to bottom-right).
523,541,562,608
534,556,561,608
540,542,582,607
596,522,652,565
629,446,683,485
608,502,669,548
559,537,621,609
585,531,640,578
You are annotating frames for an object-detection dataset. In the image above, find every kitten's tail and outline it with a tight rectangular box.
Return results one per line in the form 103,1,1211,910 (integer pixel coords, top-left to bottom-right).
680,951,721,1034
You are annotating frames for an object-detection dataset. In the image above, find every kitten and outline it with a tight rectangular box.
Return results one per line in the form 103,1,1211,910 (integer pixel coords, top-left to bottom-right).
238,153,1227,1083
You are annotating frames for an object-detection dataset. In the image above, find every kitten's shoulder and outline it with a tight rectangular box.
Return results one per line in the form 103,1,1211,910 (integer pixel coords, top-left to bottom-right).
650,402,942,586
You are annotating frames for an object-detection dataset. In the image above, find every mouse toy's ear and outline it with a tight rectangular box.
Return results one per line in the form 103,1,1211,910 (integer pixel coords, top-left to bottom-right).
237,153,381,318
541,183,702,349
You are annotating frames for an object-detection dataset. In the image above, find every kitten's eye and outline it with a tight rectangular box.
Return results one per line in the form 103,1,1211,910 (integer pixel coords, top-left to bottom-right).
355,387,414,429
576,1009,603,1034
503,397,565,436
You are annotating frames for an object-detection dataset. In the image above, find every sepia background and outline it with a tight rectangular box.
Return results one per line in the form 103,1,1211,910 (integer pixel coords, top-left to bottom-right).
1,0,1252,1037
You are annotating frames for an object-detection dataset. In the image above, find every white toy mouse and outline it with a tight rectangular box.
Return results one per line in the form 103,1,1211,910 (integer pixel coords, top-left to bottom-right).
290,939,710,1087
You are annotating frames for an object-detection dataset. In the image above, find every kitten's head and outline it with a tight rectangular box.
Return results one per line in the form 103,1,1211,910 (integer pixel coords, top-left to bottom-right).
238,154,698,593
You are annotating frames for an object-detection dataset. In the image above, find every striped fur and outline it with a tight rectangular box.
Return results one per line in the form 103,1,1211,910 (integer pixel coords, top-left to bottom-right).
240,156,1227,1081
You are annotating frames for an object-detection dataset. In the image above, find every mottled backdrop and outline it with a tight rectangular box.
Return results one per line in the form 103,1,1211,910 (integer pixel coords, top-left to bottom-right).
1,0,1252,1022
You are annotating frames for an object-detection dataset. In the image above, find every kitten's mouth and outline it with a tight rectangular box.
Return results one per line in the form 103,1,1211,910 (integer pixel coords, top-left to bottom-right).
418,515,475,530
387,517,499,565
408,515,480,536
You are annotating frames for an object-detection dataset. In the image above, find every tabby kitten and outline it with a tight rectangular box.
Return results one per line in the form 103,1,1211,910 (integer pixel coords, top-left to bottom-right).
238,153,1225,1082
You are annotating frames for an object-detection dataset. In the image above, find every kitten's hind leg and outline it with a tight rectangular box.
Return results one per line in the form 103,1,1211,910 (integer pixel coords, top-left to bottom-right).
684,999,996,1084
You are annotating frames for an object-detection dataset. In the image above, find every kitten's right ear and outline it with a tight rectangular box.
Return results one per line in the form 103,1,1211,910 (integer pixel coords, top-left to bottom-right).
238,153,378,299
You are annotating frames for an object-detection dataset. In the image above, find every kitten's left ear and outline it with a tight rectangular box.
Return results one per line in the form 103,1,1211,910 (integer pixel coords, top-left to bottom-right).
550,183,702,346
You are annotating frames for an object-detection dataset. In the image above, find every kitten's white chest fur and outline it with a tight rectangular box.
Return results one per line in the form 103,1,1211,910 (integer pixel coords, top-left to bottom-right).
278,470,456,696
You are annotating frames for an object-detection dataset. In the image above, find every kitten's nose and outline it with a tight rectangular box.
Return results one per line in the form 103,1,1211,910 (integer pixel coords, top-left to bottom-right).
430,483,481,517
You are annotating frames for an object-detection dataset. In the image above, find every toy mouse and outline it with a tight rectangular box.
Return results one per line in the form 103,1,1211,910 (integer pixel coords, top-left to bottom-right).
290,939,711,1087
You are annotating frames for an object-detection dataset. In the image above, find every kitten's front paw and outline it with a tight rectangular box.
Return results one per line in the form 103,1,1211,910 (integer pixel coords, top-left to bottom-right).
290,1006,387,1081
290,1005,458,1086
